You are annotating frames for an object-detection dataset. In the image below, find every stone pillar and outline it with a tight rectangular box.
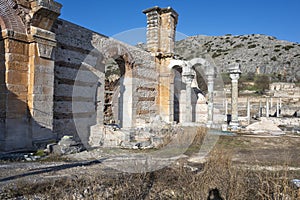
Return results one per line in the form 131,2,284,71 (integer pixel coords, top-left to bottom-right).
0,0,61,151
266,97,269,117
206,73,214,127
259,99,262,117
228,64,241,128
182,64,194,123
28,1,62,142
270,97,273,108
143,7,161,53
247,98,251,124
143,7,178,123
225,99,228,115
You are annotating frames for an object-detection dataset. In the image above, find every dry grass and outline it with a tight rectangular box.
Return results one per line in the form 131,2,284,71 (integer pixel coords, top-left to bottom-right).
1,128,300,199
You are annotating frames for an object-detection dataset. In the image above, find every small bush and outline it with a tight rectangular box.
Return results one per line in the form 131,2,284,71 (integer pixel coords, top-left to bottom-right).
254,74,270,93
271,56,277,61
248,44,257,49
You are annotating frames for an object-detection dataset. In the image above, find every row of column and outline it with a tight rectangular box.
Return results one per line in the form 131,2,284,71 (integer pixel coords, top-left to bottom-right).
224,97,283,125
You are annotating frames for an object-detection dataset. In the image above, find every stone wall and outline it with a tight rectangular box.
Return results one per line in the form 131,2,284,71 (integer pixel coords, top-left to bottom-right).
0,0,61,151
52,19,157,144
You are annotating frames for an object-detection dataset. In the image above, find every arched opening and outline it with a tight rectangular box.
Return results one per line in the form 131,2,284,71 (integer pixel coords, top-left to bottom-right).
103,55,134,128
104,57,125,126
173,66,182,123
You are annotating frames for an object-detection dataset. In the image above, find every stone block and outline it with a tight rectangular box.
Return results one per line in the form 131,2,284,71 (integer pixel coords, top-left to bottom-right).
6,71,28,85
34,73,54,86
32,94,53,102
7,84,28,94
35,64,54,74
54,101,95,114
32,85,53,95
6,60,28,71
5,53,29,62
5,40,28,55
32,101,53,113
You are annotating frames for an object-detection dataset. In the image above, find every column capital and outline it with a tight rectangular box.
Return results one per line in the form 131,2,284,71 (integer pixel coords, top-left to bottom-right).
229,73,240,81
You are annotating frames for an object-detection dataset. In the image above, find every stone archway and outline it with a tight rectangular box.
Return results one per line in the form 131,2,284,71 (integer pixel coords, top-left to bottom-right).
0,0,26,33
96,40,136,129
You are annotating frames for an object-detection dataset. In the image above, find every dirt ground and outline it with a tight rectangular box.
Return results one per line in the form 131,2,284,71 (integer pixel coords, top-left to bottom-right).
0,134,300,199
1,134,300,184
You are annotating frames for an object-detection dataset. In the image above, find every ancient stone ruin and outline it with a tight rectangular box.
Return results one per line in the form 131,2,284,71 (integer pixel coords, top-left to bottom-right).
1,1,297,152
0,1,224,151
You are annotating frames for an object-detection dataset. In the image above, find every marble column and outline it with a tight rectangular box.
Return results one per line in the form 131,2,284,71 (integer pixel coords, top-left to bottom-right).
229,71,241,128
182,64,194,123
247,98,251,124
259,99,262,117
206,74,214,127
266,98,269,117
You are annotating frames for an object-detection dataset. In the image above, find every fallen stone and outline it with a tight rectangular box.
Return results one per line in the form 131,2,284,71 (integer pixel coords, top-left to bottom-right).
49,136,83,155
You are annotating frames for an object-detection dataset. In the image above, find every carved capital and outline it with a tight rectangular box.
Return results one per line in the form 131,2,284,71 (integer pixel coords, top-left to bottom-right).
30,26,56,59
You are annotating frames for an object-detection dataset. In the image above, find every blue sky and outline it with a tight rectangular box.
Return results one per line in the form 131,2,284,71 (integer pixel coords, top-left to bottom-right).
57,0,299,44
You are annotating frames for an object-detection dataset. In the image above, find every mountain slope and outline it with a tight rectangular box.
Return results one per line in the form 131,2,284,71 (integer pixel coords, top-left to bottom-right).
175,34,300,82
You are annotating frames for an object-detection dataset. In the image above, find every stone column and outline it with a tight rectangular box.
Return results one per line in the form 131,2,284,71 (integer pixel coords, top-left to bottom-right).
270,98,273,108
276,99,280,117
206,74,214,127
182,72,194,123
247,98,251,124
225,99,228,115
259,99,262,117
143,7,178,123
228,64,241,128
28,1,62,143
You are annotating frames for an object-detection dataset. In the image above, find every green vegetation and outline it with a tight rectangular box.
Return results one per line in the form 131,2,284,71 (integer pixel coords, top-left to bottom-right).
271,56,277,61
283,45,294,51
248,44,257,49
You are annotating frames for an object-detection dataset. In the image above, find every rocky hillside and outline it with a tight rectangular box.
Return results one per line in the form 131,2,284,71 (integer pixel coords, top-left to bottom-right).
175,34,300,82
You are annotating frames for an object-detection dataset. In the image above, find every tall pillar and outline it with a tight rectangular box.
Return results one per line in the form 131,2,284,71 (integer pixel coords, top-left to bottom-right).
270,98,273,108
182,63,194,123
143,7,178,123
206,74,214,127
259,99,262,117
28,0,62,142
225,99,228,115
229,64,241,128
247,98,251,124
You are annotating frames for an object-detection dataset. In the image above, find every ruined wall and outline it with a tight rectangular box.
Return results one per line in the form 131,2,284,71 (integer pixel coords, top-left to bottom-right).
0,0,61,151
52,19,157,143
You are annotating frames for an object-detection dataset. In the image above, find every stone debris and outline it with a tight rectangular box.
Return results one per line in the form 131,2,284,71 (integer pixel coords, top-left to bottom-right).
47,136,83,155
246,118,285,135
